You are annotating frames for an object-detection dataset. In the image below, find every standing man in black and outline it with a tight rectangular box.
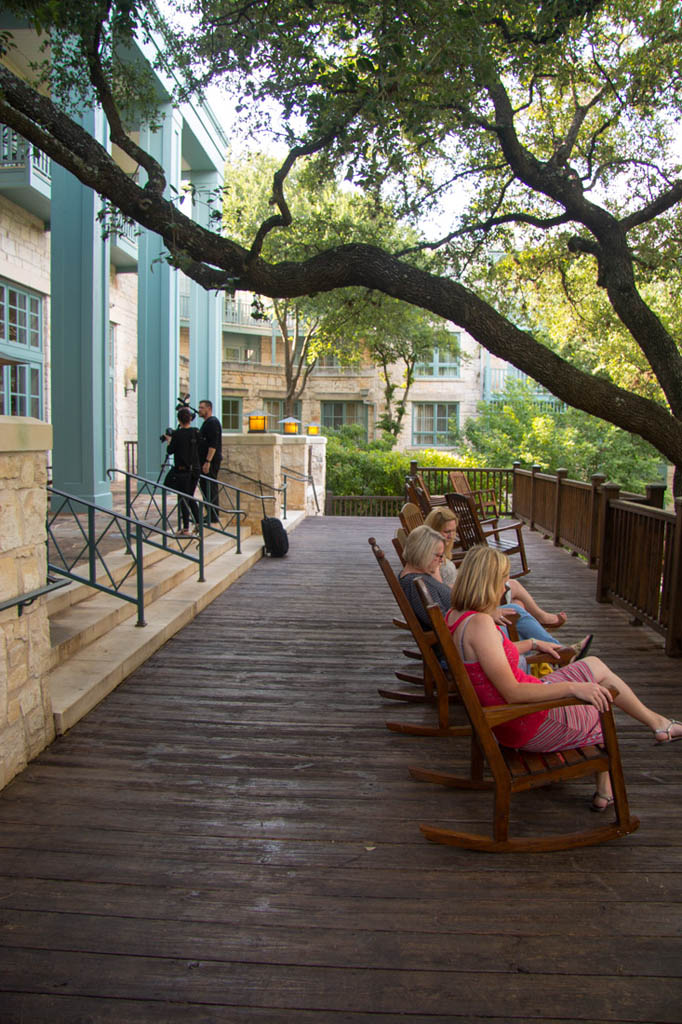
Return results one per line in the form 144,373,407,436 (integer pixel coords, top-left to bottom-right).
198,398,222,523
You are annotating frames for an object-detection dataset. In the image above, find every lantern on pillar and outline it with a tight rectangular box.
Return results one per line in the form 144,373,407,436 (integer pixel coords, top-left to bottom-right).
279,416,301,435
305,422,321,435
247,410,267,433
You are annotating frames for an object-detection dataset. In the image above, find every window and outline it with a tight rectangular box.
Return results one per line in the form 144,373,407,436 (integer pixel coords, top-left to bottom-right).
321,401,368,436
222,396,242,432
263,398,302,432
0,279,43,418
411,402,459,447
223,332,261,363
415,335,461,377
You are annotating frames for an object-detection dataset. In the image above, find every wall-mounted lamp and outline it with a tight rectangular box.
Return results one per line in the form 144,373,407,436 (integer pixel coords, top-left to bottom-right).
305,422,321,436
279,416,301,435
124,363,138,397
247,410,267,433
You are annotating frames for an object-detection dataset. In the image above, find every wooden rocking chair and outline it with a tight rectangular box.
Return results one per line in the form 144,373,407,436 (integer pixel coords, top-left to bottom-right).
408,579,640,852
405,477,433,517
368,537,470,739
399,501,424,535
445,492,530,577
448,469,500,522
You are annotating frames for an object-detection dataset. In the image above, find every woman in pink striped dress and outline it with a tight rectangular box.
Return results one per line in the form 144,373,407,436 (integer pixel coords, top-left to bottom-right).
446,546,682,811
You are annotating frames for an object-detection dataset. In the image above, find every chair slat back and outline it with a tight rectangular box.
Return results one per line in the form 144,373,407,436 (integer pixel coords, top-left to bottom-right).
406,478,432,516
448,469,472,498
445,492,484,548
399,502,424,534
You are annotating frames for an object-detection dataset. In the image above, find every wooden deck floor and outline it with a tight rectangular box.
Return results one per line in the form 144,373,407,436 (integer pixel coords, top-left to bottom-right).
0,516,681,1023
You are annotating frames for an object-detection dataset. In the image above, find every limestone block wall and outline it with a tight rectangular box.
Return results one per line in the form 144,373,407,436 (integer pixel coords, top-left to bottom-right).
0,416,54,790
218,433,326,529
110,268,139,471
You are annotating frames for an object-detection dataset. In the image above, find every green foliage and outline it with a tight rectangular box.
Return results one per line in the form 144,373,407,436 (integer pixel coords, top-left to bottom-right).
458,379,664,493
324,426,480,494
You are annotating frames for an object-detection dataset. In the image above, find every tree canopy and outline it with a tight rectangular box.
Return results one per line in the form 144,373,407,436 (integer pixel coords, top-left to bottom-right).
2,0,682,484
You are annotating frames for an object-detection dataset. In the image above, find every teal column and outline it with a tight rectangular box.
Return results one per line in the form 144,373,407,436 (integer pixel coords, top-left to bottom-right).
188,170,222,414
50,106,112,508
137,105,183,482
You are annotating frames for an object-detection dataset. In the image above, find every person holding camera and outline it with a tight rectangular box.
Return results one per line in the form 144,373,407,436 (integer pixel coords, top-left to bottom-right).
163,407,201,535
198,399,222,524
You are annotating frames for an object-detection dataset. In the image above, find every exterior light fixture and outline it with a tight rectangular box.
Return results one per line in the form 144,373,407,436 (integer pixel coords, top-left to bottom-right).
306,422,321,435
279,416,301,435
247,410,267,433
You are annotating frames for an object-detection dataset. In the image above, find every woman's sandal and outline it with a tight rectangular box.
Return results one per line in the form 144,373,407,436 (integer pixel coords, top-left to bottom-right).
653,719,682,744
569,634,593,663
590,790,614,813
543,611,568,629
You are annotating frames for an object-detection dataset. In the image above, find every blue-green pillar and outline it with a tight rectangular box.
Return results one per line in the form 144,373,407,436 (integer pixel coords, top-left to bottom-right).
188,171,222,414
137,105,183,482
50,107,112,508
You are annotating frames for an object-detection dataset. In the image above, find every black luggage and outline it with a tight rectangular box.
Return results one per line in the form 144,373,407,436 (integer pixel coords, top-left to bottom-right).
261,515,289,557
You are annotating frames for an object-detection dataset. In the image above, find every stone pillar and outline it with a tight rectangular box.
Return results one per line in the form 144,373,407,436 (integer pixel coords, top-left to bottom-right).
280,435,326,515
0,417,54,790
50,106,112,507
137,105,183,483
218,433,327,528
188,171,223,413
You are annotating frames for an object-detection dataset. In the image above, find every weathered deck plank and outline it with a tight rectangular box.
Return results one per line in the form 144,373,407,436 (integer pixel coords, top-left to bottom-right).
0,516,681,1022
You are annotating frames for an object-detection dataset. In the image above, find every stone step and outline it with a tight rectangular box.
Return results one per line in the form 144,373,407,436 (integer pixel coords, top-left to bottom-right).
47,511,303,735
47,528,250,669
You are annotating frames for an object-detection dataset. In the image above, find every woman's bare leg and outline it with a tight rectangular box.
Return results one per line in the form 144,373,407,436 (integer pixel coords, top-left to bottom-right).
582,656,682,738
507,579,567,627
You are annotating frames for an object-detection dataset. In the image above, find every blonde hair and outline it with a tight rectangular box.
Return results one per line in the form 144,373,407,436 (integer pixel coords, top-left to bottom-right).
424,507,459,559
451,546,510,612
402,524,445,572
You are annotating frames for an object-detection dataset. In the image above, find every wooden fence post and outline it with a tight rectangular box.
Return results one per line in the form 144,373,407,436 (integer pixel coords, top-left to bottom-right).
553,468,567,546
529,465,541,531
324,490,334,515
595,483,621,602
665,497,682,656
645,483,666,508
588,473,606,569
511,461,520,517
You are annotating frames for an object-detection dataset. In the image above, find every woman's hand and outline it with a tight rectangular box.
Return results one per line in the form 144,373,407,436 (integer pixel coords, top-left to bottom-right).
532,639,563,661
569,680,613,712
492,607,516,626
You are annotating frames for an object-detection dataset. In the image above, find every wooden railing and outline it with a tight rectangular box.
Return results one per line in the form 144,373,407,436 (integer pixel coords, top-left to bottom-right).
324,493,404,516
596,487,682,656
512,464,666,567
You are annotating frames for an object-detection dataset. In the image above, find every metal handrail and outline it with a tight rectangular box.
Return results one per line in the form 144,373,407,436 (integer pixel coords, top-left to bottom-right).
0,575,70,618
48,487,206,626
281,464,319,514
107,468,245,555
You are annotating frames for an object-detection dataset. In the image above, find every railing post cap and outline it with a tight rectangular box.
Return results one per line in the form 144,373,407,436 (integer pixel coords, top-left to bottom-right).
591,472,607,484
556,468,568,477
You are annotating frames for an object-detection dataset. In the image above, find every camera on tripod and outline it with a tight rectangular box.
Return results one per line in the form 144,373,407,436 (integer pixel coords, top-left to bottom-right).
160,394,199,441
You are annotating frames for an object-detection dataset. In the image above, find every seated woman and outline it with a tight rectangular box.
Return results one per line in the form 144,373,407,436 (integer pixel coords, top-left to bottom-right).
424,506,567,633
446,545,681,810
399,525,589,659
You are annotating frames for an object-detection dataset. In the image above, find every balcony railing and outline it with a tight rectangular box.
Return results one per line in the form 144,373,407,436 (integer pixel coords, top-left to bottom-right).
0,127,51,178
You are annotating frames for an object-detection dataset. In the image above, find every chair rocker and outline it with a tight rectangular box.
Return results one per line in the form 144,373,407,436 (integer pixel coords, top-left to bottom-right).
408,579,640,852
445,492,530,578
368,537,470,739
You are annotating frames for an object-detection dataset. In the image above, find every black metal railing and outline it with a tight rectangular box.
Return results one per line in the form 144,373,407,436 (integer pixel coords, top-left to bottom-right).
217,466,285,519
0,576,70,618
281,464,320,514
47,487,206,626
107,468,246,555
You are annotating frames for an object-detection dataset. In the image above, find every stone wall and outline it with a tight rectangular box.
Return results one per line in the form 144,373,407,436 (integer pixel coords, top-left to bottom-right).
218,433,326,529
0,416,54,790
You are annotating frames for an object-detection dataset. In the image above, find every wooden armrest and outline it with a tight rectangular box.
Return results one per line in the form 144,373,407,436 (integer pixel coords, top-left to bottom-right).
483,686,619,728
482,520,523,539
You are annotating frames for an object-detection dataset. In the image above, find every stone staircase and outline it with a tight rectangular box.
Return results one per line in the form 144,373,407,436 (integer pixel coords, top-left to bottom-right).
45,512,304,735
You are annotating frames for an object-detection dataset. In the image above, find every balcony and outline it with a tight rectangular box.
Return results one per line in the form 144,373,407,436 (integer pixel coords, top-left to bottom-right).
110,217,138,271
483,365,565,410
0,126,51,222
